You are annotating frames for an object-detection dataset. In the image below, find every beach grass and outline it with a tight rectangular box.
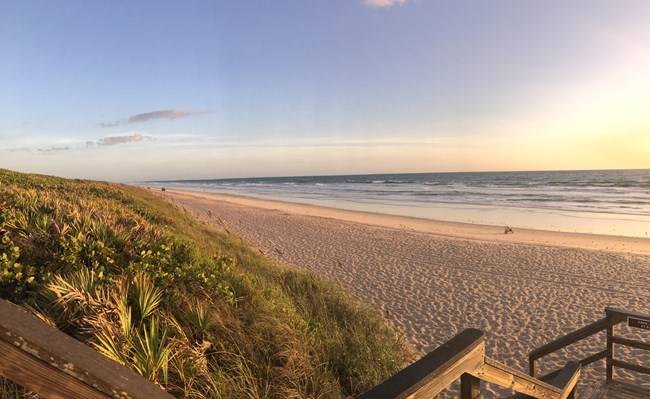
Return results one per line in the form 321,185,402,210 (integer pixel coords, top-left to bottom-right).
0,169,410,398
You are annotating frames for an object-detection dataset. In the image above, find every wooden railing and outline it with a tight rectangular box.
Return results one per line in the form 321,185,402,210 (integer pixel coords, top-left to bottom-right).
359,328,580,399
6,296,643,399
0,299,174,399
529,308,650,382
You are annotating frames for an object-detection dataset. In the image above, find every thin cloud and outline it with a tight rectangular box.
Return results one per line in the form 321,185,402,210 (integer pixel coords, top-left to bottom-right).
128,109,200,123
37,146,71,153
363,0,410,8
2,134,152,154
100,109,203,127
97,133,152,146
99,121,124,128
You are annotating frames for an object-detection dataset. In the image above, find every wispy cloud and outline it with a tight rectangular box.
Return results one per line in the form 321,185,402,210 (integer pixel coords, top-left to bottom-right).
96,133,152,146
7,147,32,153
36,146,71,153
363,0,410,8
1,133,154,155
128,109,200,123
99,121,123,128
100,109,203,127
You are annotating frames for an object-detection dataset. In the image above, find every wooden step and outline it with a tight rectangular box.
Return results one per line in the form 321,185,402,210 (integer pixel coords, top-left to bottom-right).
579,381,650,399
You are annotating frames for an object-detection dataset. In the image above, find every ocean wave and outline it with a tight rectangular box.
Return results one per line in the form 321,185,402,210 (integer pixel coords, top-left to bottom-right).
363,179,415,185
150,169,650,218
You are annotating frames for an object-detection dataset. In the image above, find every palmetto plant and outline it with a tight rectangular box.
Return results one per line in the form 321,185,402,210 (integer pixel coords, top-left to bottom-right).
42,269,174,387
41,268,104,332
186,299,211,339
134,272,163,324
1,169,409,399
94,326,129,366
131,316,173,384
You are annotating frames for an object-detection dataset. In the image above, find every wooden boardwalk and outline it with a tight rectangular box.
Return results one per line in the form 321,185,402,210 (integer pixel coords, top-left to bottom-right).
2,299,647,399
358,307,649,399
0,299,173,399
580,381,650,399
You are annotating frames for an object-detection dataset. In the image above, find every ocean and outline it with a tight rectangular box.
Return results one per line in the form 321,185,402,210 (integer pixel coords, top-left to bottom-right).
146,169,650,238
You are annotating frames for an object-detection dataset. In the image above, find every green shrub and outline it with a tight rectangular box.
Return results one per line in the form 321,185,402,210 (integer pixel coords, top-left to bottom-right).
0,169,410,398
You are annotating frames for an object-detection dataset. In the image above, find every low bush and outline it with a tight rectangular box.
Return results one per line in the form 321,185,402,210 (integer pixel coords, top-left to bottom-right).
0,169,410,399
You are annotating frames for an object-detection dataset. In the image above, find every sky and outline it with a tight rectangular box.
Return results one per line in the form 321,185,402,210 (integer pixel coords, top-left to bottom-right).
1,1,649,182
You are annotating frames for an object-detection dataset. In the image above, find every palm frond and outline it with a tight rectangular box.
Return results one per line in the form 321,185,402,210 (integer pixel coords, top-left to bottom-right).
134,272,162,324
187,299,212,336
93,329,128,366
132,316,174,385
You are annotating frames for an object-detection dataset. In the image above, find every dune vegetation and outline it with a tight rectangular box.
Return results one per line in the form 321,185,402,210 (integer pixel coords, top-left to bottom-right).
0,169,410,399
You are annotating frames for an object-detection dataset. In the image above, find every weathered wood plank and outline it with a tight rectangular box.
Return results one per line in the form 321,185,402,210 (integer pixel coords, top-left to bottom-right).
404,343,484,399
358,329,485,399
539,350,607,382
606,325,614,381
529,318,609,363
0,339,112,399
579,349,608,367
0,299,174,399
529,359,537,378
612,359,650,376
610,335,650,351
460,373,480,399
505,361,580,399
605,308,650,324
471,357,562,399
526,307,650,398
551,361,580,399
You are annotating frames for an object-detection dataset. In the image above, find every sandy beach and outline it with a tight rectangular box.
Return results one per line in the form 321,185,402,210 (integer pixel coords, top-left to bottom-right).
158,189,650,394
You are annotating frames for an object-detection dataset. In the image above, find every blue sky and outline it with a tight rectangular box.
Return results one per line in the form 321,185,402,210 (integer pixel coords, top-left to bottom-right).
2,1,649,181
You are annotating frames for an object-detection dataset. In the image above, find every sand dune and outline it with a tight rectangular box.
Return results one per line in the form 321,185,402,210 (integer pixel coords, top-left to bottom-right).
158,189,650,396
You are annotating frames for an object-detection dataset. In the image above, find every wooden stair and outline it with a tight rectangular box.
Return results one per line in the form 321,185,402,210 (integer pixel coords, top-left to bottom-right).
360,307,650,399
579,381,650,399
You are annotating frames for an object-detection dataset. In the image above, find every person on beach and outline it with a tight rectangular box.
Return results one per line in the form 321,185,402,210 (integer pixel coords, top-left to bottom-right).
505,226,514,234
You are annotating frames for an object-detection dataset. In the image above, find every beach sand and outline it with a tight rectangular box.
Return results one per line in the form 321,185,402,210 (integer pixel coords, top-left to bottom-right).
158,189,650,396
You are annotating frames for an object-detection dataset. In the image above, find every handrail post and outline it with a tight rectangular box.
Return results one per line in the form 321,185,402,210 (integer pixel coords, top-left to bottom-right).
567,385,577,399
606,323,614,381
529,356,536,378
460,373,480,399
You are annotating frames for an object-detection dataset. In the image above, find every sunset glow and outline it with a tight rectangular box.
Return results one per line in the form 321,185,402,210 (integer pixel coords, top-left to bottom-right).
1,1,649,181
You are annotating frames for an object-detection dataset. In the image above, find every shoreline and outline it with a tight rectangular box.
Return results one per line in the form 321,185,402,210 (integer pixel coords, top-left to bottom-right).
144,169,650,239
159,188,650,256
155,187,650,394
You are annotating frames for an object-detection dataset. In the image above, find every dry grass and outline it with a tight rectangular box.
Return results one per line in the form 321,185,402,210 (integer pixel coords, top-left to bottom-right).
0,169,411,398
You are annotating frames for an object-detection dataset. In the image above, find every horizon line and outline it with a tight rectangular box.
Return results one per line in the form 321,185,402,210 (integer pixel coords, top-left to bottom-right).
141,167,650,184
